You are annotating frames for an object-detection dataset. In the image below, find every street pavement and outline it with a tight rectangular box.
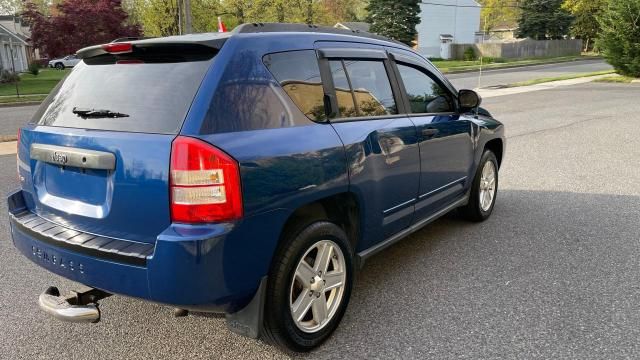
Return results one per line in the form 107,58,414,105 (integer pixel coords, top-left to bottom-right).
448,59,613,90
0,104,37,137
1,79,640,358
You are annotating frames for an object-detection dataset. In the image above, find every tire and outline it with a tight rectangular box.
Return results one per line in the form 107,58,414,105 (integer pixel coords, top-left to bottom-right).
459,150,499,222
262,221,354,352
55,63,64,70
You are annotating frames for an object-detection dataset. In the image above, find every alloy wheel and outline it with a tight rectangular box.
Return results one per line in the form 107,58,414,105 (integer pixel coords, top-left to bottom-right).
289,240,346,333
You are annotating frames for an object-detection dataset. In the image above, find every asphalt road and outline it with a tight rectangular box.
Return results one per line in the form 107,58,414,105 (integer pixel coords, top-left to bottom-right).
448,59,613,90
0,104,37,137
1,81,640,359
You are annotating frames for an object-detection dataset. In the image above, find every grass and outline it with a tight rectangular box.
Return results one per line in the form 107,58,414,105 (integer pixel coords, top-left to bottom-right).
593,75,637,84
506,70,616,88
433,55,596,73
0,94,47,104
0,69,69,97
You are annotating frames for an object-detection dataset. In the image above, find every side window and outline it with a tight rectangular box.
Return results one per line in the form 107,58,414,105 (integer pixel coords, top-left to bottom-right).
397,64,454,114
264,50,326,121
329,60,357,117
329,59,398,118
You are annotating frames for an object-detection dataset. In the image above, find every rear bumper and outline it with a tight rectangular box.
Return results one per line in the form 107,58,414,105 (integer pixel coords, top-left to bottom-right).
7,189,286,313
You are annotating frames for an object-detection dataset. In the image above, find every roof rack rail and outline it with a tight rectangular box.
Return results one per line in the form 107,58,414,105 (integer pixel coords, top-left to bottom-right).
235,23,407,47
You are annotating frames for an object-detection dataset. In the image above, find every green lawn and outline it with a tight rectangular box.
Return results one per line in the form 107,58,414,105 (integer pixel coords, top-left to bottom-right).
506,70,616,87
593,75,637,84
0,69,69,97
433,55,596,73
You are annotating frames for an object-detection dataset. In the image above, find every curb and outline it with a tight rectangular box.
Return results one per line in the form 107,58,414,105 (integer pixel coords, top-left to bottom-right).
0,135,18,142
441,57,605,75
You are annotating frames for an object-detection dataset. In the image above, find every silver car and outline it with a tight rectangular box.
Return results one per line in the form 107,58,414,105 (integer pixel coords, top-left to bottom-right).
48,55,80,69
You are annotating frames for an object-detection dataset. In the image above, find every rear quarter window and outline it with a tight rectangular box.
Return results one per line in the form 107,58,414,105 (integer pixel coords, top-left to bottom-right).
31,53,214,134
263,50,327,122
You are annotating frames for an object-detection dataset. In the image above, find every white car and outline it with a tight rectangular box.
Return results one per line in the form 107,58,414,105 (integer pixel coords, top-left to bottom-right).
48,55,81,69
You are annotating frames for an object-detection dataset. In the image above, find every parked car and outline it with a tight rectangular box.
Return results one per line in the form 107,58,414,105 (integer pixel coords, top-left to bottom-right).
48,54,80,69
8,23,504,352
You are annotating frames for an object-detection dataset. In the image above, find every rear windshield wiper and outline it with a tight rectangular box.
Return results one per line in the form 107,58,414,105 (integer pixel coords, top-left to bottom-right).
72,107,129,118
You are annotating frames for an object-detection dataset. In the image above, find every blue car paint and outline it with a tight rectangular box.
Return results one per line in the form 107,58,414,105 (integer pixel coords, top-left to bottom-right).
9,30,505,315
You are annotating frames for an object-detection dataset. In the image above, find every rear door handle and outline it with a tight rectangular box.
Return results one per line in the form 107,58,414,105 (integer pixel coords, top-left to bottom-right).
30,144,116,170
422,128,439,137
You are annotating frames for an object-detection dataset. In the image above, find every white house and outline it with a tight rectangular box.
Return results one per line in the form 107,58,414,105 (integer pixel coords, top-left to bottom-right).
0,16,32,72
416,0,481,59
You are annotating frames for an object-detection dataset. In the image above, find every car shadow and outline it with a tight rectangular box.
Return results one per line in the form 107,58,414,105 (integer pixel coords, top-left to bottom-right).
301,189,640,359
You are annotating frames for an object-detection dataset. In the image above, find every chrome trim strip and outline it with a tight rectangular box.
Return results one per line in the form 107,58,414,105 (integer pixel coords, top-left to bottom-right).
30,143,115,171
383,198,416,215
358,196,468,264
418,176,467,199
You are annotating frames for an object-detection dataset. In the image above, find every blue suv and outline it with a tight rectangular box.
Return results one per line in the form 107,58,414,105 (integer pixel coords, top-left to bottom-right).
8,23,504,351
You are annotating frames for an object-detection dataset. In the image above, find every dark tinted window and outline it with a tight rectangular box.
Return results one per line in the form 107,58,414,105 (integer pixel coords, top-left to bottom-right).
329,60,357,117
264,50,326,121
397,64,454,114
31,49,215,134
341,60,397,117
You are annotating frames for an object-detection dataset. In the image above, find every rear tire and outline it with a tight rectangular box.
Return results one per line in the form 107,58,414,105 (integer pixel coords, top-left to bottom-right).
55,63,64,70
459,150,499,222
262,221,353,352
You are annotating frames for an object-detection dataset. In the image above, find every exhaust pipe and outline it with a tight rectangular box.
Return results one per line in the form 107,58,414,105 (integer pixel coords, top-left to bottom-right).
38,286,111,323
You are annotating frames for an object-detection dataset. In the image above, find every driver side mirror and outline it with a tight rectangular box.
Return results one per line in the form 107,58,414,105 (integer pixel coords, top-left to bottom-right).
458,89,482,110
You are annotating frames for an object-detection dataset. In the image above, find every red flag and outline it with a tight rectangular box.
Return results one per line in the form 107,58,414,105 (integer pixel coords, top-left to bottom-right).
218,17,227,33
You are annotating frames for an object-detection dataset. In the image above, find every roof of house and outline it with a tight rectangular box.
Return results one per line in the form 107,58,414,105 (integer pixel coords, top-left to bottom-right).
334,22,371,33
0,23,28,44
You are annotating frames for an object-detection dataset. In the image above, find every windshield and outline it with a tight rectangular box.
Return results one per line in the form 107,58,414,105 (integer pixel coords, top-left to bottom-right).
31,54,214,134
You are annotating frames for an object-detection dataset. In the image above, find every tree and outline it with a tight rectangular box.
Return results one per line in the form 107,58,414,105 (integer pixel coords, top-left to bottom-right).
516,0,573,40
478,0,520,31
597,0,640,77
22,0,140,58
563,0,606,51
367,0,420,45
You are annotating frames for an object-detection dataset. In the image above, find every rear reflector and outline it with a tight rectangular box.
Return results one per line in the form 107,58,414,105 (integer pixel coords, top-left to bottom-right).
170,136,242,223
102,42,132,54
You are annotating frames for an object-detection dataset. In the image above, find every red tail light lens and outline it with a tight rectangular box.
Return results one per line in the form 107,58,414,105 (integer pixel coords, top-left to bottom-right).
170,136,243,223
102,42,132,54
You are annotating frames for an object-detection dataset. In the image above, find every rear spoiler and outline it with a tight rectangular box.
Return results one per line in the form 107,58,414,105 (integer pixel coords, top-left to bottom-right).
76,36,229,60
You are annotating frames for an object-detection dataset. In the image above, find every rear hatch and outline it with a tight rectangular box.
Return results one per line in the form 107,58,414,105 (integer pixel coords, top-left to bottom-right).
18,42,218,243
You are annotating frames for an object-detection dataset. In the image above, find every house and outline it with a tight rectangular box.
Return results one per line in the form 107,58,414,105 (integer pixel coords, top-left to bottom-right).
0,16,34,72
415,0,481,59
334,22,371,33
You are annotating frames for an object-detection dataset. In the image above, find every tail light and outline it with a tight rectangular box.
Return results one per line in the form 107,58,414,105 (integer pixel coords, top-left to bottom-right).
16,129,21,181
170,136,243,223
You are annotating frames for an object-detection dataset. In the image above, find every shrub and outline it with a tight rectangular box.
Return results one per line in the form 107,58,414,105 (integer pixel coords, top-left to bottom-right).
597,0,640,77
28,61,40,76
0,69,20,83
463,47,477,61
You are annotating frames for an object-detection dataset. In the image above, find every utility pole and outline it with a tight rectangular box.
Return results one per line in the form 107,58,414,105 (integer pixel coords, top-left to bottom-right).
184,0,193,34
177,0,183,35
8,37,19,98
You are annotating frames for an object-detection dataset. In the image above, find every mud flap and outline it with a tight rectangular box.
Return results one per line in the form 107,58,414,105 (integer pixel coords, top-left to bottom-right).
225,276,267,339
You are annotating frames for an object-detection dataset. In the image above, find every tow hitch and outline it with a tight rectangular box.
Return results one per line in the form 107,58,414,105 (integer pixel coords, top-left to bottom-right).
38,286,112,323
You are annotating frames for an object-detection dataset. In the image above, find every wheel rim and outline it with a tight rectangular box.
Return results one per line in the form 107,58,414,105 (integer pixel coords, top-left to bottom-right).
289,239,346,333
479,161,497,212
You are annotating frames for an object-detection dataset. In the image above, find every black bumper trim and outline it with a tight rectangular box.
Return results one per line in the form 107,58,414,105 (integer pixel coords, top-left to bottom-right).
10,211,153,267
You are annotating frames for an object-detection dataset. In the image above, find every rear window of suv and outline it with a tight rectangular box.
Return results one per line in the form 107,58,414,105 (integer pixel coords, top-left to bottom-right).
30,45,216,134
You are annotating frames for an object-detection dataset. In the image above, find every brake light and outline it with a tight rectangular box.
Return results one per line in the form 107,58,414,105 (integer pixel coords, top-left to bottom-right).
170,136,243,223
102,42,132,54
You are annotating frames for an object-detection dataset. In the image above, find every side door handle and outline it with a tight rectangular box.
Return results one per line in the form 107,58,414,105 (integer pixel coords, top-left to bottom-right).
421,128,439,138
